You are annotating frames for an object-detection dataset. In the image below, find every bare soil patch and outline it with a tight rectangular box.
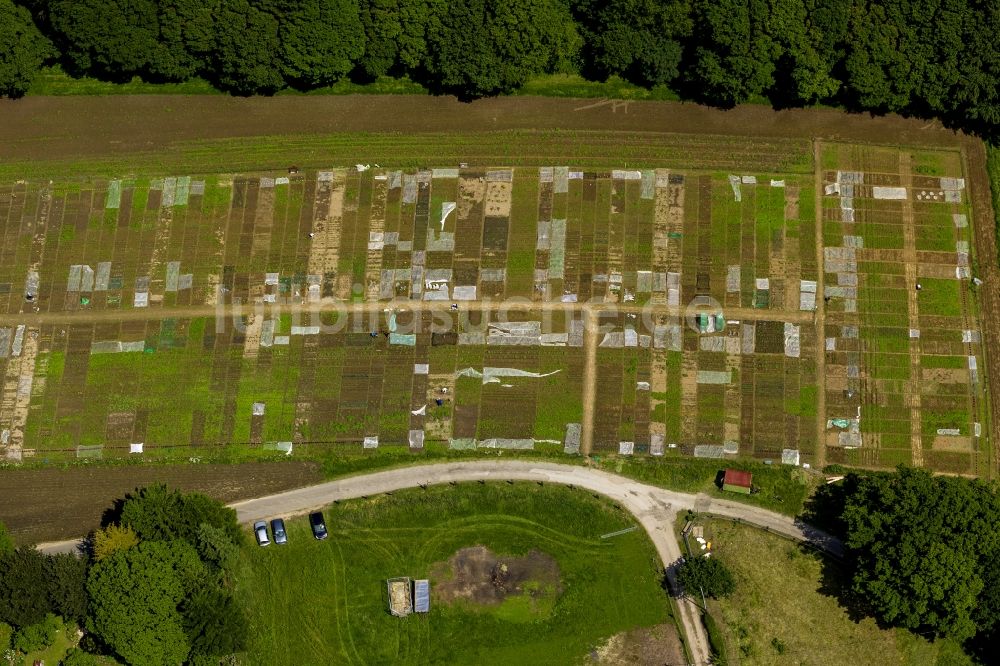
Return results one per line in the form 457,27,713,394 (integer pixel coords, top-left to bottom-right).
590,623,684,666
0,460,322,543
430,545,561,607
0,96,969,165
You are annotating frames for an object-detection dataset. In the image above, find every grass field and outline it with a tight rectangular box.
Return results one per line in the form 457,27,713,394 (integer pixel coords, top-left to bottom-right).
695,518,971,666
233,483,677,665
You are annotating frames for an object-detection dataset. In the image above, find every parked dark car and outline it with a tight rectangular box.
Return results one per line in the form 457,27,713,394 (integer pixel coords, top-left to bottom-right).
271,518,287,545
309,511,328,540
253,521,270,547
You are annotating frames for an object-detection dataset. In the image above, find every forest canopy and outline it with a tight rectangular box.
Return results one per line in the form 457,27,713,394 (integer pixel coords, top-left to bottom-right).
1,0,999,135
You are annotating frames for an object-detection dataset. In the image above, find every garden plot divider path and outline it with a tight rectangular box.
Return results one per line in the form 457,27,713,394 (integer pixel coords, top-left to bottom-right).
38,460,844,666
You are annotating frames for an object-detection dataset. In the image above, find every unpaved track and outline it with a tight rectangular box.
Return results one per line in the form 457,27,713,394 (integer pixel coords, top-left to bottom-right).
963,142,1000,478
37,460,843,666
0,298,817,327
812,141,828,469
580,309,600,455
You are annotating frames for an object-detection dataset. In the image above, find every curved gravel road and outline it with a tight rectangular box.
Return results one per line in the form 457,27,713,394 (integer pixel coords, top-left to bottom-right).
37,460,842,665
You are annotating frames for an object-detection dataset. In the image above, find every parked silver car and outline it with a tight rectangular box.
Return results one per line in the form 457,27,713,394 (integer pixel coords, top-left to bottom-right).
254,520,270,547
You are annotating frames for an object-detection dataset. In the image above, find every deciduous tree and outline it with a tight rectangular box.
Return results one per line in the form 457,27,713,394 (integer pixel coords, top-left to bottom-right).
87,540,205,665
676,555,736,599
211,0,284,94
0,0,53,97
277,0,366,88
0,548,49,628
424,0,580,96
182,588,248,660
840,466,1000,640
93,525,138,562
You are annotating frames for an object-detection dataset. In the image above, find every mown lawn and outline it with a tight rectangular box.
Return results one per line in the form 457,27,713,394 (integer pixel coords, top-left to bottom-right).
233,483,674,665
700,518,971,666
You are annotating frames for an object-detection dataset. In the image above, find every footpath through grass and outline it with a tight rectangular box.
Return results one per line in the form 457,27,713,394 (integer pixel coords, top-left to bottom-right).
698,518,971,666
233,482,674,665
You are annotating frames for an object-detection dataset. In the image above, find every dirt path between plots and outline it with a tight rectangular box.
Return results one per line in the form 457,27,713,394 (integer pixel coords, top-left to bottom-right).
898,154,925,467
812,141,828,469
36,460,846,666
580,309,600,455
963,142,1000,478
0,298,818,327
0,96,970,165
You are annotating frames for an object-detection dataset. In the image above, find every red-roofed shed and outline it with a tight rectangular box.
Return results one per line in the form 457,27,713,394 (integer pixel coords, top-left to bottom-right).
723,469,752,494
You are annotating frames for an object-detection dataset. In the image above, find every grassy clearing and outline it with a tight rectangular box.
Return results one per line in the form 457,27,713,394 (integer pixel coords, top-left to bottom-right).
233,483,673,665
699,518,971,666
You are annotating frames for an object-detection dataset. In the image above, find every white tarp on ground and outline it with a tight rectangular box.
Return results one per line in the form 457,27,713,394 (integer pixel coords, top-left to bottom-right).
409,430,425,449
487,321,540,346
873,186,907,200
781,449,800,465
457,367,561,385
726,266,740,293
130,442,144,454
785,323,801,358
264,442,293,455
800,280,817,310
619,441,634,455
453,286,477,300
91,341,145,354
479,439,534,450
260,320,275,347
697,370,731,384
439,202,456,229
564,423,581,454
12,326,25,357
694,444,725,458
728,175,741,201
363,436,379,449
95,262,111,291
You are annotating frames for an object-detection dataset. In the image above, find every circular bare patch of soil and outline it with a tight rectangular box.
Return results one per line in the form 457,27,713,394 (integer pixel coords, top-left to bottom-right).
429,545,562,607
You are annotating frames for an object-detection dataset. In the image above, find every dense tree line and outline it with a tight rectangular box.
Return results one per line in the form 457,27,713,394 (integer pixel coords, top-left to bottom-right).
0,485,248,665
810,466,1000,659
0,0,998,133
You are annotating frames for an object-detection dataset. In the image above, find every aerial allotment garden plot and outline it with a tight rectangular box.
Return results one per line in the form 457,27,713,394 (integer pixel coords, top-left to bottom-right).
0,144,990,477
